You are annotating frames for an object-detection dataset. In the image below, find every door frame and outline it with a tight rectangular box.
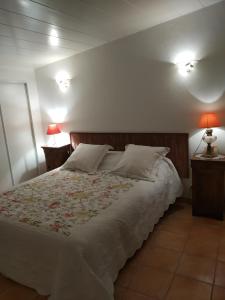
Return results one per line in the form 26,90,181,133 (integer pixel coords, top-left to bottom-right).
0,104,14,185
0,81,39,185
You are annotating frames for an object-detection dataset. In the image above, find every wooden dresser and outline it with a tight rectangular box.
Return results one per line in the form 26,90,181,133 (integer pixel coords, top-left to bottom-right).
191,155,225,220
42,144,71,171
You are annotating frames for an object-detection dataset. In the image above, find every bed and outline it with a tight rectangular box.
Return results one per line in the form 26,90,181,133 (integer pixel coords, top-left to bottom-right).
0,132,189,300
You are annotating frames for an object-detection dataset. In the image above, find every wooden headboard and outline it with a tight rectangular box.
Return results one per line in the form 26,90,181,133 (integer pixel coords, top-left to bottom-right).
70,132,189,178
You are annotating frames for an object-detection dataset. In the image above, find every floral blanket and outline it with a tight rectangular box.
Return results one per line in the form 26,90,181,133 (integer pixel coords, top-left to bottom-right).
0,170,134,236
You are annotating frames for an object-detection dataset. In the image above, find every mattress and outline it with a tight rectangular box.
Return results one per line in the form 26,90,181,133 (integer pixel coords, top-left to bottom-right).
0,158,182,300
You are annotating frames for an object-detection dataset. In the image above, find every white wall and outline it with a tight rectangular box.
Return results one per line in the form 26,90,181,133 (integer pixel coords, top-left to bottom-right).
35,2,225,185
0,66,45,172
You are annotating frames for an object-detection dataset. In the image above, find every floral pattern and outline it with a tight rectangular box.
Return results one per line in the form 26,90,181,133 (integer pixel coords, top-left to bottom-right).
0,170,135,236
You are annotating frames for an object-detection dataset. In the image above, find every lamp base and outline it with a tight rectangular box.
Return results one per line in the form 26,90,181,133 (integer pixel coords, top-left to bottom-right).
201,128,218,158
201,143,218,158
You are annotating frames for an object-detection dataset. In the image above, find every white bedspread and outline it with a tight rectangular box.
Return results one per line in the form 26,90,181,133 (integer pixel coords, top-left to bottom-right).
0,158,182,300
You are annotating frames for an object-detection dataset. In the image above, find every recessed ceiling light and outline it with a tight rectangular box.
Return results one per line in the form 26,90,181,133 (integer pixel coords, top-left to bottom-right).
49,29,59,47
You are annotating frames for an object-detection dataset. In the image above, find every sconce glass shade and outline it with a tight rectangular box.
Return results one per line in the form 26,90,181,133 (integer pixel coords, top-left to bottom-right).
184,61,195,72
176,60,198,76
199,113,221,128
47,124,61,135
55,71,70,92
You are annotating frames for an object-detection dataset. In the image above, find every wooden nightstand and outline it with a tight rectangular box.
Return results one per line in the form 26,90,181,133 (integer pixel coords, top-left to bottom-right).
42,144,71,171
191,155,225,220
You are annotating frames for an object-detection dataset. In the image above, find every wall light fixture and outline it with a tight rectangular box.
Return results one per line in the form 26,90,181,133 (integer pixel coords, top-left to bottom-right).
177,60,198,76
55,71,71,92
174,51,198,76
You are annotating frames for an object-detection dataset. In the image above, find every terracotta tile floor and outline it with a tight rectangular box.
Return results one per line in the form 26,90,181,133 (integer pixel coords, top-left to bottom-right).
1,199,225,300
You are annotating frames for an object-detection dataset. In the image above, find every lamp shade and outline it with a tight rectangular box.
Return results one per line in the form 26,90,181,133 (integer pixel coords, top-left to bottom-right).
46,124,61,135
199,113,221,129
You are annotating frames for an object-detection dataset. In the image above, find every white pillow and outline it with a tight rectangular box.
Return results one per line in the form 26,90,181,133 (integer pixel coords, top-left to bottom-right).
111,144,163,180
62,143,113,172
125,144,170,156
98,151,123,170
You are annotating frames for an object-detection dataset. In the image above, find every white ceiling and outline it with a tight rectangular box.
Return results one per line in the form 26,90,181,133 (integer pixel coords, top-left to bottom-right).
0,0,223,69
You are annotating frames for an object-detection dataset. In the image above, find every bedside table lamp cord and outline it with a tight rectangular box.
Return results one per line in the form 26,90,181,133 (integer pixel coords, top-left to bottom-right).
193,131,206,155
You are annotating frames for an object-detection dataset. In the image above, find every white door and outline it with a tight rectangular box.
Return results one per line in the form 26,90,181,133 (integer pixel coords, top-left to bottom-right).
0,83,38,192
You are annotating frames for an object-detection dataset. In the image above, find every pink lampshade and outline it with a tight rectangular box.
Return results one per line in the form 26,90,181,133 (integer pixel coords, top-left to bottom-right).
199,113,221,129
46,124,61,135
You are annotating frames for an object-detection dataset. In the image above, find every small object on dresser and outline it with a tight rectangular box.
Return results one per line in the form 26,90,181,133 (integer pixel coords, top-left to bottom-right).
191,155,225,220
42,144,71,171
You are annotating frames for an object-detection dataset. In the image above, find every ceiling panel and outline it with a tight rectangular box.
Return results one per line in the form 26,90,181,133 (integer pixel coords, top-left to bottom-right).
199,0,223,6
28,0,149,39
80,0,139,16
0,23,92,51
30,0,143,38
0,37,72,55
0,0,109,39
31,0,110,24
128,0,202,18
0,0,223,68
0,9,104,45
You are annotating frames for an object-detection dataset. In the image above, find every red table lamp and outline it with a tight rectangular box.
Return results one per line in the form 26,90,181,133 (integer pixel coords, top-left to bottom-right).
47,124,61,145
47,124,61,135
199,113,221,157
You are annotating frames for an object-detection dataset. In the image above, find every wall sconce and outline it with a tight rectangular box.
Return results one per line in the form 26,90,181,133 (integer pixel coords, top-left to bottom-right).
174,51,198,76
177,60,198,76
55,71,71,92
